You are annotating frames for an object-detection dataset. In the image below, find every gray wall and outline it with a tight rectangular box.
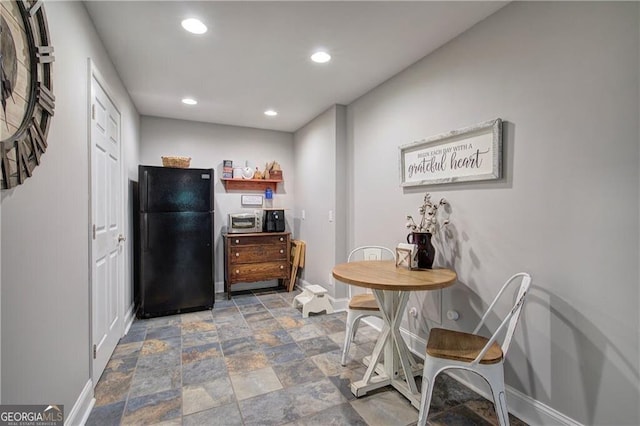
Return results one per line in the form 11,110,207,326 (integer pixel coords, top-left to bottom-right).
0,1,140,410
293,106,348,298
0,202,2,402
345,2,638,424
334,105,348,293
139,116,294,290
0,2,637,424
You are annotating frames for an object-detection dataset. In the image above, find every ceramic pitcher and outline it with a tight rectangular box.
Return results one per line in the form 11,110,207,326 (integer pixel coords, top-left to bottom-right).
406,232,435,269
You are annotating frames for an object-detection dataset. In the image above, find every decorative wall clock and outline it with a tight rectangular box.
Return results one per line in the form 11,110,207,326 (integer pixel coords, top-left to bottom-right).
0,0,54,189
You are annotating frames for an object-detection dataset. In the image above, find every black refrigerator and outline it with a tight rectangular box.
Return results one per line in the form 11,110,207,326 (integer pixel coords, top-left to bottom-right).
136,165,214,318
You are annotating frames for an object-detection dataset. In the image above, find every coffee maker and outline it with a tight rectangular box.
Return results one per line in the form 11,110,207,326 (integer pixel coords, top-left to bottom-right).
263,209,285,232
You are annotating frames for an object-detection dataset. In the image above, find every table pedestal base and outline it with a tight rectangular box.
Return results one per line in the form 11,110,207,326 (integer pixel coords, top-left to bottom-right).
350,290,424,409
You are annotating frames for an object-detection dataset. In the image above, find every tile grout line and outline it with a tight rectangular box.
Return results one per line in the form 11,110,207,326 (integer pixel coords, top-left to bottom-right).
179,312,185,423
119,325,145,423
230,297,248,426
92,288,517,426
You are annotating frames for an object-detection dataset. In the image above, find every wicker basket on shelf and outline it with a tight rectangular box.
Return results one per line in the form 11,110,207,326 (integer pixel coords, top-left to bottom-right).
161,156,191,168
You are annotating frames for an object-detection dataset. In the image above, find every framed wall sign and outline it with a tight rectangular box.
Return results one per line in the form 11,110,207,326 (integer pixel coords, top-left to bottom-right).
241,194,263,206
399,118,502,187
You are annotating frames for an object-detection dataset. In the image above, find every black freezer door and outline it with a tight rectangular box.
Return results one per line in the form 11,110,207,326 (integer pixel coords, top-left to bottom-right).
139,211,214,316
139,165,214,213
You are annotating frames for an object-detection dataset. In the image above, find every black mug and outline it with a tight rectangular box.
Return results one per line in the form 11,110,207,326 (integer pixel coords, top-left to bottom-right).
406,232,435,269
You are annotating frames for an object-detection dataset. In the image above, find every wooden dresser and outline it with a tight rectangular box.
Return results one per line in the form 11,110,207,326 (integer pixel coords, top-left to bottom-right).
223,232,291,299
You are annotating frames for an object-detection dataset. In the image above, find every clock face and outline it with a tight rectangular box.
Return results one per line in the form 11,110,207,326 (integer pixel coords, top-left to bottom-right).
1,11,31,134
0,0,54,190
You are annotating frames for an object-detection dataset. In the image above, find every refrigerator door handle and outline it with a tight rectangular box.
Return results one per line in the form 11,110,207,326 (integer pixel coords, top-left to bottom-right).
143,214,149,250
141,169,148,212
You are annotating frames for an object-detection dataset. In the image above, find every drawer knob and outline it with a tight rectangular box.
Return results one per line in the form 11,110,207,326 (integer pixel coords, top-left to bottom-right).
235,253,240,257
280,265,284,270
235,270,240,274
279,237,284,242
235,239,239,244
279,249,284,254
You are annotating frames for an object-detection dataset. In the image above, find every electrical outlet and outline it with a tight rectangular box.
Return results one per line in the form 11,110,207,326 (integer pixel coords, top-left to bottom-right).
447,310,460,321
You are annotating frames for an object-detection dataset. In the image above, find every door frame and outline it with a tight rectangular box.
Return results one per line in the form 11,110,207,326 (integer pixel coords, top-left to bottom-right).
87,59,126,384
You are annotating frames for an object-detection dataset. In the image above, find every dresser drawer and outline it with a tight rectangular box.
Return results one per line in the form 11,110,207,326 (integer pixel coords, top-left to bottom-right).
228,234,288,246
228,261,289,283
229,244,287,264
223,232,291,298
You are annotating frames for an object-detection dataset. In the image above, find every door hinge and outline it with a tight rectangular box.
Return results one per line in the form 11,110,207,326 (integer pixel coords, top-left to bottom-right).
91,104,96,120
93,344,97,359
92,224,96,240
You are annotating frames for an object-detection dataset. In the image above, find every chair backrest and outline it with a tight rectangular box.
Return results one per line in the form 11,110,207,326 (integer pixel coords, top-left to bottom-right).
347,246,395,262
347,246,395,297
471,272,531,365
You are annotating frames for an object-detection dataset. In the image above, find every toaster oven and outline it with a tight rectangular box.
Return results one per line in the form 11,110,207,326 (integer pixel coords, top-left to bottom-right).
228,212,262,233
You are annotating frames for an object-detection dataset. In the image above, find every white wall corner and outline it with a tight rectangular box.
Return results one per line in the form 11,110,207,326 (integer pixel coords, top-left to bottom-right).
330,296,349,312
637,3,640,419
298,278,348,312
123,303,136,335
65,379,94,426
215,280,225,295
0,199,2,402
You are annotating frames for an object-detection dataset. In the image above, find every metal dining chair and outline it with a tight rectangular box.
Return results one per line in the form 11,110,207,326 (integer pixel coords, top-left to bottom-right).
341,246,396,366
417,272,532,426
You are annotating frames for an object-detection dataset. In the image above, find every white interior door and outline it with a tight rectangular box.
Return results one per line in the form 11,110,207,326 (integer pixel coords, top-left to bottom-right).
90,70,123,383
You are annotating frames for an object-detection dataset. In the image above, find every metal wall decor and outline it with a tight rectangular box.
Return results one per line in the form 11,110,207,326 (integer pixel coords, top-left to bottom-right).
399,118,502,187
0,0,55,189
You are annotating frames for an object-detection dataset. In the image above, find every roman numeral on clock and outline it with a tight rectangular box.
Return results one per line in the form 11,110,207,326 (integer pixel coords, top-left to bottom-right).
0,144,10,189
27,124,42,165
36,45,55,64
36,83,55,116
27,0,44,16
29,118,48,151
16,140,32,184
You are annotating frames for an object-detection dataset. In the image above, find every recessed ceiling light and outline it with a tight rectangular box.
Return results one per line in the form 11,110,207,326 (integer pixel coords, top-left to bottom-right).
264,109,278,116
182,98,197,105
181,18,207,35
311,51,331,64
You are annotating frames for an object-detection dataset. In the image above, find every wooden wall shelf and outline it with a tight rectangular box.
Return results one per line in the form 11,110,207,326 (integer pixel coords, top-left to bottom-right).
221,178,283,192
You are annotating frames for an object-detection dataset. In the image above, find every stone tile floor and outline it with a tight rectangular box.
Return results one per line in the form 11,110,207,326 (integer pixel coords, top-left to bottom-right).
87,288,528,425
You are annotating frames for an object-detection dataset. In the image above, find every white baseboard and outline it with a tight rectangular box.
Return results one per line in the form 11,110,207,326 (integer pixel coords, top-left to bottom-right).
331,296,348,312
359,321,581,426
123,303,135,335
66,379,94,426
214,280,289,296
503,384,583,426
297,279,313,292
216,277,348,311
215,280,224,295
297,279,349,311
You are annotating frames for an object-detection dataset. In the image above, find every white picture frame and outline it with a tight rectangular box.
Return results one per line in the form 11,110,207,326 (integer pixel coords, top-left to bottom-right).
399,118,502,187
241,194,263,206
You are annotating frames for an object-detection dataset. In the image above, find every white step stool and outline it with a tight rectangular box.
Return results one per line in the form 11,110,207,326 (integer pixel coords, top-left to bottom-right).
292,284,334,318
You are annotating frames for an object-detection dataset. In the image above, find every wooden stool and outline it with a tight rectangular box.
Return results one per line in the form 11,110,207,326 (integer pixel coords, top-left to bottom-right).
292,284,334,318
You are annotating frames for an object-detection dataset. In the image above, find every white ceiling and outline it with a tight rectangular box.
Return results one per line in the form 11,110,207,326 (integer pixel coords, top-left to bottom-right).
84,1,507,133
